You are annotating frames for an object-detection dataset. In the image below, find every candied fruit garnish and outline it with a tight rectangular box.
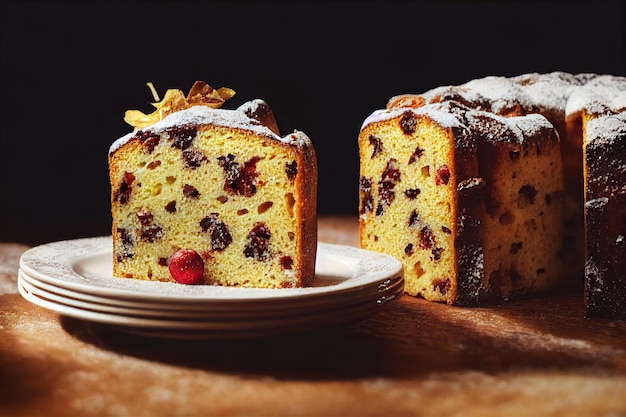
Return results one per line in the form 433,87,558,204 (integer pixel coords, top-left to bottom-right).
169,249,204,285
124,81,236,130
400,110,417,134
369,135,383,158
200,213,232,251
244,222,272,261
218,154,261,197
435,165,451,185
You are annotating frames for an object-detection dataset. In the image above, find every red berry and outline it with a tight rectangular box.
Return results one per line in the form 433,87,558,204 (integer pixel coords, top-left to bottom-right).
168,249,204,284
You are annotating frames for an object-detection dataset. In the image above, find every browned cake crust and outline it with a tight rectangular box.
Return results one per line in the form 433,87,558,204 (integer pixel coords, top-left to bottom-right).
109,102,317,288
583,111,626,318
361,72,625,313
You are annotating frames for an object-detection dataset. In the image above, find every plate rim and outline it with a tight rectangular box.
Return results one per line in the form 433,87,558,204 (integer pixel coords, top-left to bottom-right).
19,270,404,319
18,276,403,332
19,236,403,303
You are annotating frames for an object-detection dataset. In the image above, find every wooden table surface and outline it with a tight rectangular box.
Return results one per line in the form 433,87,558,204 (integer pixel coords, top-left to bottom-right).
1,216,625,417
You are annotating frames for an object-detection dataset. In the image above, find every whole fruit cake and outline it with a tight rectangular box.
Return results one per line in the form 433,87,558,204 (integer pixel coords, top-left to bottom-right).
109,82,317,288
359,72,625,317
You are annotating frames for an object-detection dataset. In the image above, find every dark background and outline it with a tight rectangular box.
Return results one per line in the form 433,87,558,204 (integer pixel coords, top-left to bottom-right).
1,1,624,245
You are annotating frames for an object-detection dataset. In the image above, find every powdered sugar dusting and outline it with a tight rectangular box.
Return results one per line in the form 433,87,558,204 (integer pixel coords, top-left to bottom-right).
364,72,626,143
565,76,626,119
110,105,309,154
585,112,626,146
236,98,265,114
510,113,555,140
463,76,531,113
511,72,588,115
361,104,464,131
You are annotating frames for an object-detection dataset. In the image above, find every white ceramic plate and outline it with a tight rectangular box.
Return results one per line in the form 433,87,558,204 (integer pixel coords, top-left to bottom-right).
18,268,403,313
18,275,403,339
19,270,403,320
18,237,404,338
19,237,403,303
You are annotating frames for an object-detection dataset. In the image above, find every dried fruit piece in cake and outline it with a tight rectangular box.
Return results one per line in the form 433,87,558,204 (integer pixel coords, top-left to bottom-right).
109,82,317,288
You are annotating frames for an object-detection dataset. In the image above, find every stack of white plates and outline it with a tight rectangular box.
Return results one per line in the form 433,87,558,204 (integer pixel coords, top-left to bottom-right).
18,237,403,339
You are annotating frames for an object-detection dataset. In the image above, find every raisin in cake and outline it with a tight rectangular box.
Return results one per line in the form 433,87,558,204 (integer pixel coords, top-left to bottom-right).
359,101,567,305
109,82,317,288
363,72,626,314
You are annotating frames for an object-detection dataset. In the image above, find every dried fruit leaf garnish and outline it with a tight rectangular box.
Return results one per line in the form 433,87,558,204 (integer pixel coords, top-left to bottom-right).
124,81,236,130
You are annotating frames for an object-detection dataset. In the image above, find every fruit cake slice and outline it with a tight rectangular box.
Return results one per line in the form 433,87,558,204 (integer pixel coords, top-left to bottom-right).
359,101,568,305
109,82,317,288
359,101,482,305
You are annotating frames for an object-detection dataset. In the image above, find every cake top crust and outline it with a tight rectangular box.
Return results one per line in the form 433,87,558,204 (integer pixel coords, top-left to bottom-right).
380,72,626,124
361,102,465,131
566,78,626,119
362,97,554,147
585,111,626,146
110,104,309,155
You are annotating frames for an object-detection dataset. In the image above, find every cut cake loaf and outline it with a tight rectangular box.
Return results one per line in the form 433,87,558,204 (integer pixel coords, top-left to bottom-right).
363,72,626,316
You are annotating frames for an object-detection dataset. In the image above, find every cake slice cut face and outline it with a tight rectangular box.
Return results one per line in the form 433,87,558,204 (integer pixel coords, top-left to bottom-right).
109,90,317,288
359,102,481,304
